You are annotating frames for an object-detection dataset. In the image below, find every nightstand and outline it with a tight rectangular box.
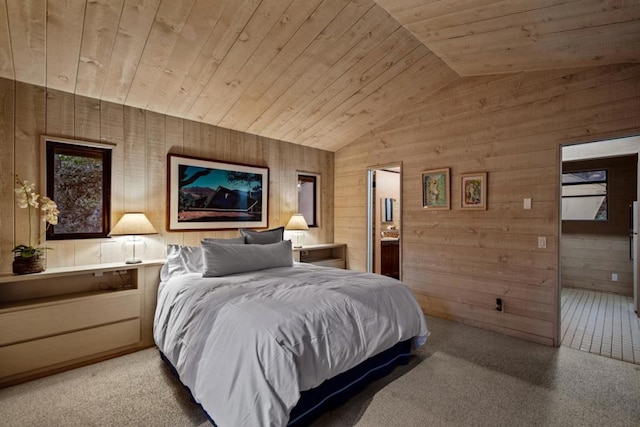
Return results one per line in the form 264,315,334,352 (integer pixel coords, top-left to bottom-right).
292,243,346,269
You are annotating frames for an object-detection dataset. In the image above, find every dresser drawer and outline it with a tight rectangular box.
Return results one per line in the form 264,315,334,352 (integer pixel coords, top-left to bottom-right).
0,318,140,378
0,291,140,346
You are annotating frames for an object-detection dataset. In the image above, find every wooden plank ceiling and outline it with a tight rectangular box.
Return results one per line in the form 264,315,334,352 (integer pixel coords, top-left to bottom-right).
0,0,638,152
373,0,640,76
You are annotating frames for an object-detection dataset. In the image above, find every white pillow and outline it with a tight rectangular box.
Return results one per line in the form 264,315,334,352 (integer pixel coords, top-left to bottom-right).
161,238,246,281
202,240,293,277
161,244,202,281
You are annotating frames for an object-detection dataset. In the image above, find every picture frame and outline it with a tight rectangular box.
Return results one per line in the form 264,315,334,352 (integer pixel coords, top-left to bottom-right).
460,172,487,210
167,153,269,231
422,168,450,210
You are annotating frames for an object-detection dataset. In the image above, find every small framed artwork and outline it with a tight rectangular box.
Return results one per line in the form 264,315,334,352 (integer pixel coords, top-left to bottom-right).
461,172,487,210
422,168,450,210
167,154,269,231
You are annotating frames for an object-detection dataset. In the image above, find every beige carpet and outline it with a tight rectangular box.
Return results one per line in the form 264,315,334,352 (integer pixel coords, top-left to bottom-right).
1,316,639,426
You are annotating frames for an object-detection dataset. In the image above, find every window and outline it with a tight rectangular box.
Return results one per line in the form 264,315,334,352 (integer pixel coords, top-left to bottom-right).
44,137,113,239
297,173,320,227
561,169,607,221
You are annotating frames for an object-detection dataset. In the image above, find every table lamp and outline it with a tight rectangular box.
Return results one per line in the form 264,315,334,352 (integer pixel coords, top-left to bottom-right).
285,214,309,248
109,212,157,263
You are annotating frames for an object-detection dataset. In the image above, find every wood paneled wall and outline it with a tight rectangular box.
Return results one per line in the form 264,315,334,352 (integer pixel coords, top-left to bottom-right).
561,235,633,295
0,78,334,273
335,63,640,346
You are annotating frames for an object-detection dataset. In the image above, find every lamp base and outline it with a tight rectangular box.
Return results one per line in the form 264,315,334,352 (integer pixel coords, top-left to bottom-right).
291,231,305,248
125,258,142,264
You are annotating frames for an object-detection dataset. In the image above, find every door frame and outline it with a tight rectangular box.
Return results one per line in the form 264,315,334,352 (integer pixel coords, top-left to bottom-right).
367,163,402,278
557,135,640,345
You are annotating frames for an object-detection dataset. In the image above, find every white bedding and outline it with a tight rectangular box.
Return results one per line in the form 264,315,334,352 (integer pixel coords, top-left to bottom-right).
154,263,428,427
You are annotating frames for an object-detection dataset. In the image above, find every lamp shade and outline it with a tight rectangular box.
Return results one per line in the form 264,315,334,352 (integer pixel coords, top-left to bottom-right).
285,214,309,230
109,212,157,236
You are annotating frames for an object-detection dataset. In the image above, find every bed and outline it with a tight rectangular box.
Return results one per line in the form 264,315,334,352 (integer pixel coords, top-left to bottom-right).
154,237,428,426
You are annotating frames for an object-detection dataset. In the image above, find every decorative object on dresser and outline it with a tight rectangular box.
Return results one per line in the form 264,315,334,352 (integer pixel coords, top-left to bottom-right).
167,153,269,231
422,168,450,210
12,176,59,275
460,172,488,210
285,214,309,248
109,213,158,264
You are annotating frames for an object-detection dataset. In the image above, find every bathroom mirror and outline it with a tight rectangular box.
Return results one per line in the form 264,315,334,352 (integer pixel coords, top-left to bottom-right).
382,198,394,222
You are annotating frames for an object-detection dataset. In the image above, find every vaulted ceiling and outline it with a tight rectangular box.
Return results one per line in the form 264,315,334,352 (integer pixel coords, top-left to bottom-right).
1,0,638,152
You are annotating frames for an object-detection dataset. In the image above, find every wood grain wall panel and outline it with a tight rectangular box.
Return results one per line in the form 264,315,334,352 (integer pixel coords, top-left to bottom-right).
45,89,75,138
561,234,634,295
43,89,77,267
75,0,125,100
45,0,85,93
0,78,14,273
124,0,195,109
160,0,257,116
216,0,354,132
334,63,640,345
0,0,13,80
74,95,101,141
163,115,184,246
196,0,321,125
100,0,161,104
243,3,394,136
374,0,640,76
123,106,147,213
13,82,45,252
144,111,166,260
6,0,45,86
0,76,334,272
271,28,420,140
99,101,125,230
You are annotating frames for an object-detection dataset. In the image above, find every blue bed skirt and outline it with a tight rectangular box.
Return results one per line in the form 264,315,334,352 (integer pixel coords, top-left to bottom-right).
159,339,412,426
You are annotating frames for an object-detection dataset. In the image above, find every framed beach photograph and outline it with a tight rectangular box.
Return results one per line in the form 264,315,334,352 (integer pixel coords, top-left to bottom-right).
422,168,450,210
167,154,269,231
460,172,487,210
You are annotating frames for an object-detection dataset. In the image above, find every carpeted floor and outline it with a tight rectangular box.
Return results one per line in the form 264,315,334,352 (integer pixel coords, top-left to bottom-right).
1,316,639,426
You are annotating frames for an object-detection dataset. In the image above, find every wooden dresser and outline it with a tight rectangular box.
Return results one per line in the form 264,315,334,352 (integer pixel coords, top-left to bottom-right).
0,260,163,387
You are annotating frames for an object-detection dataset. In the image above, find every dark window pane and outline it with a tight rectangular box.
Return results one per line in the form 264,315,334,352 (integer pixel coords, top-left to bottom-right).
46,139,112,239
561,169,608,221
298,174,318,227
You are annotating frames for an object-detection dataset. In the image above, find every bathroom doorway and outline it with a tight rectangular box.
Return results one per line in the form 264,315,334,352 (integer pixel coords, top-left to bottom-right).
367,164,401,279
559,135,639,362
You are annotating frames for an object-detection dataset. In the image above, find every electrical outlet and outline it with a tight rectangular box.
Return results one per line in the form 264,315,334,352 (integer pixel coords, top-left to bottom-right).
538,236,546,249
611,273,618,282
523,198,532,210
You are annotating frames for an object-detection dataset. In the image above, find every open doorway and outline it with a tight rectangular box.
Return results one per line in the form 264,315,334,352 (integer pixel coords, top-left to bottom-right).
367,164,401,279
559,135,639,363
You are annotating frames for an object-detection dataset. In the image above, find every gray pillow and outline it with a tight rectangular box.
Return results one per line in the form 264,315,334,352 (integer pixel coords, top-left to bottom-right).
201,236,246,245
162,238,246,281
239,227,284,244
202,240,293,277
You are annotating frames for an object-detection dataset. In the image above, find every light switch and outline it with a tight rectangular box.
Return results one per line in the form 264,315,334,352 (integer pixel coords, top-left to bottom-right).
523,198,532,210
538,236,546,249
